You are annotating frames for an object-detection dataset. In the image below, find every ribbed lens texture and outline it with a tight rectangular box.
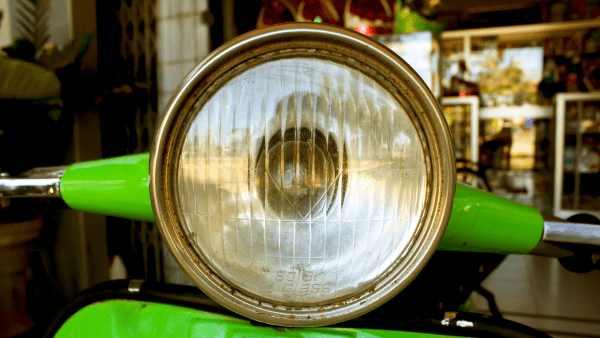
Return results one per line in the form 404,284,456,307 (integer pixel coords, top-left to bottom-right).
177,58,426,304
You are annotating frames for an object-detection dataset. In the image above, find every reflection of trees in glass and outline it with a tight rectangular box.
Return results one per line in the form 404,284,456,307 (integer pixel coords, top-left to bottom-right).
479,59,538,106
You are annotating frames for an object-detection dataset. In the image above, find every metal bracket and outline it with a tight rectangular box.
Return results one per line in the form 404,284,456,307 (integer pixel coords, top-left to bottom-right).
0,166,67,198
530,214,600,257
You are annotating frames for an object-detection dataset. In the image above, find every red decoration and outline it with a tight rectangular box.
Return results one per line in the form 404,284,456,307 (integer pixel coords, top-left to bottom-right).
257,0,396,36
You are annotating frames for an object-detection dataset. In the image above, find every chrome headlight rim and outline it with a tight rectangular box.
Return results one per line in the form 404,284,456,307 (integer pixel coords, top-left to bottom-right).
150,23,455,327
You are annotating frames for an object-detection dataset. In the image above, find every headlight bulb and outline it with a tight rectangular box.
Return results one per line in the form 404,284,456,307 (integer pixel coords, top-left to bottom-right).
255,125,341,220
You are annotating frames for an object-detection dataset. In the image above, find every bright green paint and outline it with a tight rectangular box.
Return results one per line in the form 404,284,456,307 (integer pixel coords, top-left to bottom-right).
439,183,544,254
54,300,458,338
60,153,155,222
59,154,544,254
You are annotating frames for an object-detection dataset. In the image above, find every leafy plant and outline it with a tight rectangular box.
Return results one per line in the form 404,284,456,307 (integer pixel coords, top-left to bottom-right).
13,0,50,51
36,33,92,71
2,39,37,62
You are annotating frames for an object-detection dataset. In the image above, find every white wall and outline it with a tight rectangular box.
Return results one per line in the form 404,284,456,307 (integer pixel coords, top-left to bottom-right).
156,0,211,285
156,0,211,113
47,0,70,48
0,0,11,48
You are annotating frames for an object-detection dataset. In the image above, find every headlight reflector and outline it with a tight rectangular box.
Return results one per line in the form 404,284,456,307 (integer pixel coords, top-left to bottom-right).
177,57,427,305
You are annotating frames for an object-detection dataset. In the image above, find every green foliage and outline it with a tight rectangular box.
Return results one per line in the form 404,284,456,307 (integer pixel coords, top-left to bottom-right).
0,56,61,100
36,33,92,71
13,0,50,51
2,39,37,62
479,59,538,106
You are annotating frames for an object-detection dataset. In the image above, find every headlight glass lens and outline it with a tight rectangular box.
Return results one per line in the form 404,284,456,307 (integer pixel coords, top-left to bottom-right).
176,57,426,304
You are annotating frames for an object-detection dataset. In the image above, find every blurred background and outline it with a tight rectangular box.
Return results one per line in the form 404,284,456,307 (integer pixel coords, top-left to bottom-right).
0,0,599,337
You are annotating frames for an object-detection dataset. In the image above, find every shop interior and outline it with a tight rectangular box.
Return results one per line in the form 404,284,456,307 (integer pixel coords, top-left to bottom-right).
1,0,600,337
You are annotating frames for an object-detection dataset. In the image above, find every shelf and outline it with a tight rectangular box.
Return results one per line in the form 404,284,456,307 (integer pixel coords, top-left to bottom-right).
479,105,553,120
556,92,600,102
441,18,600,44
440,96,480,164
554,92,600,219
441,96,479,106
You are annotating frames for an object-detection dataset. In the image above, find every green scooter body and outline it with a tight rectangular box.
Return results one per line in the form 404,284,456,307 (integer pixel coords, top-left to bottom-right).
55,300,457,338
60,153,545,255
48,281,548,337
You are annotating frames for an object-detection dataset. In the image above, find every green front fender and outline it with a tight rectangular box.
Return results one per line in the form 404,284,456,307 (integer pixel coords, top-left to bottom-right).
54,299,458,338
59,153,544,254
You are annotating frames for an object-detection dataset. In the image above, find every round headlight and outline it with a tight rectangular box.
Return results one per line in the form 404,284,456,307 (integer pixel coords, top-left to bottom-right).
151,23,455,326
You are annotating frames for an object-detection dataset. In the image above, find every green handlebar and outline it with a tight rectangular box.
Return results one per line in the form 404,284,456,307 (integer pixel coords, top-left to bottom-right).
59,153,544,254
60,153,155,222
438,183,544,254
